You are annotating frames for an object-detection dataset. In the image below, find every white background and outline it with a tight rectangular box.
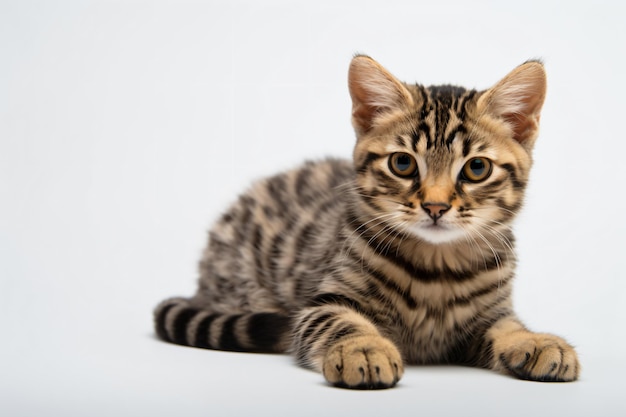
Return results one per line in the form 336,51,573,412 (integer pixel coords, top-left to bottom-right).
2,0,625,416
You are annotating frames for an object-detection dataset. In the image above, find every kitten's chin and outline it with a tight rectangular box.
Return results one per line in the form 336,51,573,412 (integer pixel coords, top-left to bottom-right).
408,224,466,245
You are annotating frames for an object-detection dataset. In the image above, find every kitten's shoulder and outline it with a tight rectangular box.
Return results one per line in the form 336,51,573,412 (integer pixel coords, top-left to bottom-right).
221,158,355,225
258,157,355,196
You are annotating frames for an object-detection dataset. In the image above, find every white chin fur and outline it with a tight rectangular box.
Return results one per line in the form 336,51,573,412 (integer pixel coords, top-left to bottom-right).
408,224,466,245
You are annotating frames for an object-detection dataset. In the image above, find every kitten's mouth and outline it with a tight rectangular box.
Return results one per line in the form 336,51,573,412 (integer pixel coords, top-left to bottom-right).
408,222,466,245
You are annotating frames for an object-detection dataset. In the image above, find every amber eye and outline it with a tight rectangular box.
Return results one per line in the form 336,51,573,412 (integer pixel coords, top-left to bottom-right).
461,157,492,182
389,152,418,178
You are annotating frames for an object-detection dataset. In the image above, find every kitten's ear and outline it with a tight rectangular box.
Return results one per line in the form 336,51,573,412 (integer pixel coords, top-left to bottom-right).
477,61,547,151
348,55,414,136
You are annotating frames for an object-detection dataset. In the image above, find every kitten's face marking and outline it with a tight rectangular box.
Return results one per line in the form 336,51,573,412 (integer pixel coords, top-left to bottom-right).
374,130,519,245
349,56,546,246
356,127,524,245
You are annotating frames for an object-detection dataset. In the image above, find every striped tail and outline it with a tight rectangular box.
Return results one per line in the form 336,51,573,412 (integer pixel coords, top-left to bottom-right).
154,298,292,353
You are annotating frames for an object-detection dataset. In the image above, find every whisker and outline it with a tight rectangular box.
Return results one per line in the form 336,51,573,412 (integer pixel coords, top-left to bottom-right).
361,213,406,261
461,222,503,277
478,223,515,255
459,223,490,271
340,212,402,270
342,212,399,251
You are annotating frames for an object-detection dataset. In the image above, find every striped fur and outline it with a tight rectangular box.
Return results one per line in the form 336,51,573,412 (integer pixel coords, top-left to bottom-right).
154,56,579,388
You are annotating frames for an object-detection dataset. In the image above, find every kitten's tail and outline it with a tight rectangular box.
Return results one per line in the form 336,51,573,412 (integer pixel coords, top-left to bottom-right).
153,298,291,353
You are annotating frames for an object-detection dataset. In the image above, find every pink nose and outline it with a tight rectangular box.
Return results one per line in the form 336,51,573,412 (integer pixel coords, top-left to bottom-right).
421,202,451,221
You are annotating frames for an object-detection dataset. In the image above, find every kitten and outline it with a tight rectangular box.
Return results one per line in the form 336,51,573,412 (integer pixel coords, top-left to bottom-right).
154,55,579,389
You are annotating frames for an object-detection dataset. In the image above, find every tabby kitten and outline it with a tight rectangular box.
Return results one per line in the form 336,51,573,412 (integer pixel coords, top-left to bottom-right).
154,55,579,389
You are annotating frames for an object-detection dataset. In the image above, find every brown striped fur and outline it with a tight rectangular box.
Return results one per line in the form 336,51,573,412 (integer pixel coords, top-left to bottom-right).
154,55,579,388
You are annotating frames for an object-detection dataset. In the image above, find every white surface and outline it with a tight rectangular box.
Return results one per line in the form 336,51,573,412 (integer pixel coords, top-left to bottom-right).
2,1,625,416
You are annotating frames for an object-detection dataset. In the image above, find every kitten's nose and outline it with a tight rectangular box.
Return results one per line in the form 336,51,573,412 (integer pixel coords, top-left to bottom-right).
421,202,451,222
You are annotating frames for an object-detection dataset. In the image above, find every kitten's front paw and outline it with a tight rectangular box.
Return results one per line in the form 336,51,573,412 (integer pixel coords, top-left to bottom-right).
494,332,579,382
322,335,403,389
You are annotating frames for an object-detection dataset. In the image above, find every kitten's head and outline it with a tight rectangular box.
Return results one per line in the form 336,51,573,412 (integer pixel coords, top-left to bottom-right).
349,55,546,245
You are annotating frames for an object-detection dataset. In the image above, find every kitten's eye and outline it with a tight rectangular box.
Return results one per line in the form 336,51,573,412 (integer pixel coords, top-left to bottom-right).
461,157,492,182
389,152,418,178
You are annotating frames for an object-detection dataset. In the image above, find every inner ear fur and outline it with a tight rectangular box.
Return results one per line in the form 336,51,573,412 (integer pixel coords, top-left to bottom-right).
348,55,414,136
477,61,547,150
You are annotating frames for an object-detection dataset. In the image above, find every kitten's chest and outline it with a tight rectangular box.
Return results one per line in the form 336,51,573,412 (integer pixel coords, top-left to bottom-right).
380,271,513,364
314,216,515,363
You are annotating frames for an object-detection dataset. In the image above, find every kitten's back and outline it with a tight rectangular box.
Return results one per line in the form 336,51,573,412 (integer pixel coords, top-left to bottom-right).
154,158,355,351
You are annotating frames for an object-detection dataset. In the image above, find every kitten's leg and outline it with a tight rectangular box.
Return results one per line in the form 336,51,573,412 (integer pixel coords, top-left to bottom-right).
485,315,580,382
293,304,403,389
